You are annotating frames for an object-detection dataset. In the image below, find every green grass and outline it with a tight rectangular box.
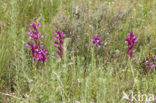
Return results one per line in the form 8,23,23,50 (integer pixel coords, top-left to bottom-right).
0,0,156,103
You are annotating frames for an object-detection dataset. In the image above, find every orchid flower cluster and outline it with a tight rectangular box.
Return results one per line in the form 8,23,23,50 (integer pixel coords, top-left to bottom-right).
125,32,138,59
92,36,103,48
145,56,156,72
53,30,66,58
26,24,154,74
26,23,49,64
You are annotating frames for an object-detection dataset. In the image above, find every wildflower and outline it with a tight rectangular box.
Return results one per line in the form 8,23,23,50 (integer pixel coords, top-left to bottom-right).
125,32,138,59
145,58,155,72
26,23,49,64
155,56,156,61
53,30,66,58
150,62,155,67
92,36,103,48
28,23,43,40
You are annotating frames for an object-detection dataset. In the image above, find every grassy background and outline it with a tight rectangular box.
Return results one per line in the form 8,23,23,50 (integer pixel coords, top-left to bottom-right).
0,0,156,102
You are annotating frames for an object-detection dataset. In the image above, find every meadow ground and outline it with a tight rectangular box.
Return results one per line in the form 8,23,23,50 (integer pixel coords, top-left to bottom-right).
0,0,156,103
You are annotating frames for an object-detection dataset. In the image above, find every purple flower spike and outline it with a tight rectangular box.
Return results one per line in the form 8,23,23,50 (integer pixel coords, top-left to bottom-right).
150,62,155,67
26,23,49,64
53,30,66,58
145,58,155,72
28,23,43,41
155,56,156,61
92,36,103,48
125,32,138,59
